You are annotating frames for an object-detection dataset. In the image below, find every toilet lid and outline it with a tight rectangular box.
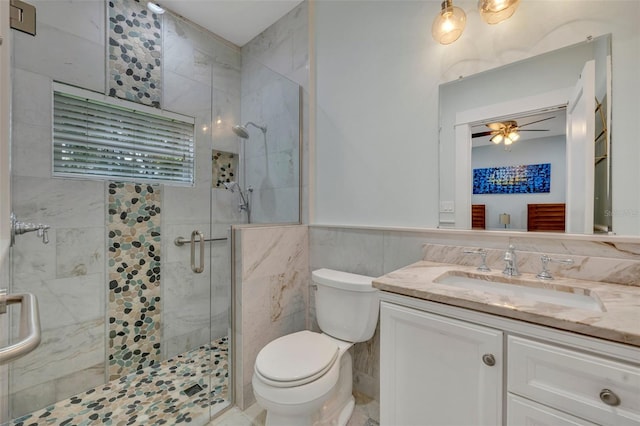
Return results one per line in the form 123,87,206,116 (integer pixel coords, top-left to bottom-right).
255,331,339,387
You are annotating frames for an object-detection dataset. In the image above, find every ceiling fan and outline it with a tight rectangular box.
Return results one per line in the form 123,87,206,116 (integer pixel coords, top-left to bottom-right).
472,116,555,145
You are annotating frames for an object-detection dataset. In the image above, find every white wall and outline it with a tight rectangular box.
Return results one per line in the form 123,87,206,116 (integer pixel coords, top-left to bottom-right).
472,136,566,231
314,0,640,235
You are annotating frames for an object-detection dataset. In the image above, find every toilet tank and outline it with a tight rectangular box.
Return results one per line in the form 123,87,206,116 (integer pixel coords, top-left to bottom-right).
312,268,379,342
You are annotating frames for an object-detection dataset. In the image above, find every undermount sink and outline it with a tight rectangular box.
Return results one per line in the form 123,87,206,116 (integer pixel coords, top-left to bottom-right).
434,271,605,312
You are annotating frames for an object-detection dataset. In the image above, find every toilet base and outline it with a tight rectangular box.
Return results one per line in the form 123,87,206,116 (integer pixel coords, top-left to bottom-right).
259,351,355,426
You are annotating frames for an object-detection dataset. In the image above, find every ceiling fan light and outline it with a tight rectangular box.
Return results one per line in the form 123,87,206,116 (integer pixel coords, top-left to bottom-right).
432,0,467,45
490,133,503,144
507,130,520,141
477,0,520,25
504,136,513,145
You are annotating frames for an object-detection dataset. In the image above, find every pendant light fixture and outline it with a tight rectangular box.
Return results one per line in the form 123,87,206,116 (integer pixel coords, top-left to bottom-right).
432,0,467,45
477,0,520,25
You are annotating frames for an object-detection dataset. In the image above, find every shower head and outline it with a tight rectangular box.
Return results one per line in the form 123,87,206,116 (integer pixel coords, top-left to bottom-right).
232,125,250,139
232,121,267,139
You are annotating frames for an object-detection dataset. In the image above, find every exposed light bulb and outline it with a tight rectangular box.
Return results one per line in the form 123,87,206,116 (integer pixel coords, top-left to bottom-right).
432,0,467,45
477,0,520,25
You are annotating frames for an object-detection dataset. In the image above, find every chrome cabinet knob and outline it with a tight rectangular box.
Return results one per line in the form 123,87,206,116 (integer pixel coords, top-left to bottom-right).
482,353,496,366
599,388,621,407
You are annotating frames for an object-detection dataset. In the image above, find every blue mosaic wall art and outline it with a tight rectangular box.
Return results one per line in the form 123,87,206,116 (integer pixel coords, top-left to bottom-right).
108,0,162,108
473,163,551,195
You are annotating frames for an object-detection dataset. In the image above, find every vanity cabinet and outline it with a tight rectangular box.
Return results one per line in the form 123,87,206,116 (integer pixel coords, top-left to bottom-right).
380,302,503,426
379,296,640,426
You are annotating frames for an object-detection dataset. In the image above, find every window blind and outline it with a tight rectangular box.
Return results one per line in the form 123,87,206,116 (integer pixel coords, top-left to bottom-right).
53,87,195,185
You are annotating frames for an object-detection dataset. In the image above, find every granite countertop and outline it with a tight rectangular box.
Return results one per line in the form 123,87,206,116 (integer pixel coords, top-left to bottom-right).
373,261,640,347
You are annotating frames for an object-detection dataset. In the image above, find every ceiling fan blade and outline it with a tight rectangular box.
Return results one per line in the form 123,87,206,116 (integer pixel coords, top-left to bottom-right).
517,116,555,128
518,129,550,132
472,131,496,138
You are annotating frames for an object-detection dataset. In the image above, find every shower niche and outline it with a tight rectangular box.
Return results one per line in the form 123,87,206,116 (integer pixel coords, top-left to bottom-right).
212,151,239,189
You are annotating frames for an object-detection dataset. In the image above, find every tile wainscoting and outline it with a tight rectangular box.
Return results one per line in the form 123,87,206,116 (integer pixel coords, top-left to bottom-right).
233,225,310,409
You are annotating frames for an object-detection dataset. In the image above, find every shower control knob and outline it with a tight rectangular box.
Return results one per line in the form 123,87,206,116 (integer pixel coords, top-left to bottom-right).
482,353,496,366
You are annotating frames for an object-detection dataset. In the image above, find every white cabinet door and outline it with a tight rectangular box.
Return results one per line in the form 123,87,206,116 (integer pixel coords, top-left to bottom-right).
380,302,503,426
508,394,598,426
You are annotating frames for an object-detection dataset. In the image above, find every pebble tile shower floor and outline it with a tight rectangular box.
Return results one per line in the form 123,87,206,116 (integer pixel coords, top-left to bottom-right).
10,337,229,426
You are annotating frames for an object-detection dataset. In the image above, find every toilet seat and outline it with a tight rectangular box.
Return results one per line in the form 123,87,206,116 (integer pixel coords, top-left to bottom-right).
255,331,339,388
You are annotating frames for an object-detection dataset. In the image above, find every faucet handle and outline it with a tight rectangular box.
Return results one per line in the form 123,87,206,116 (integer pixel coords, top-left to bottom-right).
37,225,50,244
536,255,574,280
463,248,490,272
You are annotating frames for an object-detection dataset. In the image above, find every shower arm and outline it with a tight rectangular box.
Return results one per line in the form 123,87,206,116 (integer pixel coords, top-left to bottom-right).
244,121,267,134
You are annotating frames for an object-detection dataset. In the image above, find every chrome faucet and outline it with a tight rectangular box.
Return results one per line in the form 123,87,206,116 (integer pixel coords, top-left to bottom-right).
11,213,50,246
503,244,519,276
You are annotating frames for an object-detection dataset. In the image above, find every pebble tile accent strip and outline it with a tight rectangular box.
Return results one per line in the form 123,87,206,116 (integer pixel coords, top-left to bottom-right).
108,182,162,380
108,0,162,108
212,151,238,188
11,338,229,426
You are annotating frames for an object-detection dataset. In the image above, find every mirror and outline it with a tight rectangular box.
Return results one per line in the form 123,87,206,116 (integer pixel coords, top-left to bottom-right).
439,35,611,235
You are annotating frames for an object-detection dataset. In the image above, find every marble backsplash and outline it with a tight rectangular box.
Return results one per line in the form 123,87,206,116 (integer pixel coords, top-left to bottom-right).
423,243,640,287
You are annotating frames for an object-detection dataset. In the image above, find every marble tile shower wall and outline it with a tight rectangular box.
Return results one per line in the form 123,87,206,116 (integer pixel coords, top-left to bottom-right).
309,225,640,402
240,1,308,224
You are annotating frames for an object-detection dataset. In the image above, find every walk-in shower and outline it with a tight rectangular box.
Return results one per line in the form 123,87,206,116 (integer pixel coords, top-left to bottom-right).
3,0,303,424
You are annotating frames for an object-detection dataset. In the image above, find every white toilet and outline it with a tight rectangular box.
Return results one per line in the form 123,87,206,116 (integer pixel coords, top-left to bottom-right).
252,268,379,426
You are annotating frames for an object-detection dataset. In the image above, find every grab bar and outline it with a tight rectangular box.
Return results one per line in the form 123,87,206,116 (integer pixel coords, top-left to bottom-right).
173,235,228,246
0,292,41,365
174,232,227,274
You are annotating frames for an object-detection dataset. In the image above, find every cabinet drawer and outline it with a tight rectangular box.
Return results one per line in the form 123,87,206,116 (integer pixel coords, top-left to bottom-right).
508,336,640,426
508,393,598,426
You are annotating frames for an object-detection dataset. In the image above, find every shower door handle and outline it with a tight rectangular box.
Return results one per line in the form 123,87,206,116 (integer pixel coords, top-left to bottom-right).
190,230,205,273
175,231,228,274
0,292,41,365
